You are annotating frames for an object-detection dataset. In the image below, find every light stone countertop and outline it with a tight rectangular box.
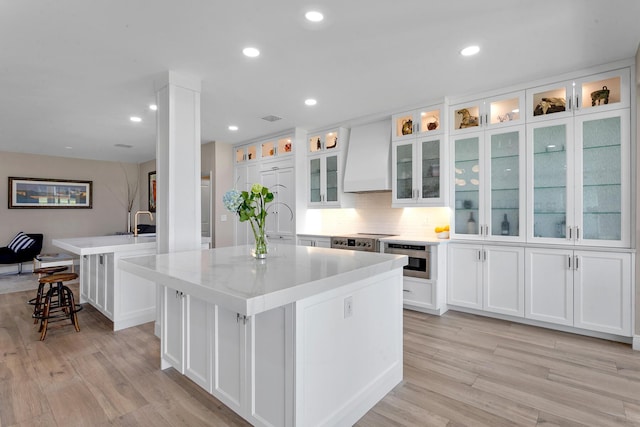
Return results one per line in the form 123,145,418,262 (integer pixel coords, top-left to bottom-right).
119,244,408,316
53,234,157,255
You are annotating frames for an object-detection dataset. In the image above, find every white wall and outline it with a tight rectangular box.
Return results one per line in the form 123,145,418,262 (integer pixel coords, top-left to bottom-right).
0,151,141,253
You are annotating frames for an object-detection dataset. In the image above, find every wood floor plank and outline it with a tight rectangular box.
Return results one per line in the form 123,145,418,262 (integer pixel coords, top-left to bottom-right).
3,281,640,426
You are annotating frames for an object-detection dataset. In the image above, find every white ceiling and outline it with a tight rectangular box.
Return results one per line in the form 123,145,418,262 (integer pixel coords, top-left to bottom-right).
1,1,639,163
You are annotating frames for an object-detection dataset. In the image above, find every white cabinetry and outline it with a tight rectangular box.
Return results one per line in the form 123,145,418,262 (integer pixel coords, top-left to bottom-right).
161,284,294,427
525,248,631,335
297,234,331,248
307,127,353,208
527,109,630,247
448,244,525,317
162,287,212,391
396,243,447,315
261,161,295,243
450,91,525,134
233,159,260,246
391,104,446,207
451,124,526,241
527,68,630,122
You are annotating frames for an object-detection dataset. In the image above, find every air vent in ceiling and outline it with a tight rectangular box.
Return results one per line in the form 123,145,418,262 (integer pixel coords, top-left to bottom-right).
114,144,133,148
261,115,282,122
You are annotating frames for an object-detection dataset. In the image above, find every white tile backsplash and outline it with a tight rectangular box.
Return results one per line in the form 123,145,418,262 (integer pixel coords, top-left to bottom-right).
302,192,451,236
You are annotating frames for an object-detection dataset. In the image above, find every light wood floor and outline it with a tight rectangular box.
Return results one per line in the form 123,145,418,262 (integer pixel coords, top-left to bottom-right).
2,286,640,426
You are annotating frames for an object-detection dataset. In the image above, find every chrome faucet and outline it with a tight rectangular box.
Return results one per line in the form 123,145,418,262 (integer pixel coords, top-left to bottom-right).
134,210,154,237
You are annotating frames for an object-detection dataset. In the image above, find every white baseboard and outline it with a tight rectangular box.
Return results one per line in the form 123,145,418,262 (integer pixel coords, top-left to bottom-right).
633,335,640,351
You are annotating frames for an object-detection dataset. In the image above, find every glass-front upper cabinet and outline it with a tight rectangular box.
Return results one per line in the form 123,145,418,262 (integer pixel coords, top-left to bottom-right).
452,126,525,241
261,136,293,160
450,91,524,134
308,130,340,153
392,105,442,142
528,110,629,247
308,153,341,207
527,68,630,122
392,136,445,207
235,143,258,163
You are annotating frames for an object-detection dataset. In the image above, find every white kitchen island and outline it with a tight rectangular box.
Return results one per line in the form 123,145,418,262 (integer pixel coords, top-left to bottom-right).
53,234,158,331
119,244,407,427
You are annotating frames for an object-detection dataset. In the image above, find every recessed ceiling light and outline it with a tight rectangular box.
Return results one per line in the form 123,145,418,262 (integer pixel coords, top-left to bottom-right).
149,104,158,111
114,143,133,148
228,125,239,131
305,11,324,22
65,146,73,149
130,116,142,122
242,47,260,58
460,45,480,56
305,98,317,106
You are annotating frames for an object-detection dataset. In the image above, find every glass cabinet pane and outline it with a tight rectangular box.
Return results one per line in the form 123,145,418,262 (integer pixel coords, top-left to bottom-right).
581,116,621,240
261,141,275,158
309,135,322,153
395,114,414,138
421,139,440,199
418,109,440,133
490,131,520,236
580,76,621,110
532,87,568,117
453,106,480,130
454,137,480,235
325,155,338,202
309,158,321,203
489,97,520,125
235,147,245,163
532,124,568,238
278,137,292,154
396,144,413,200
325,131,338,150
247,145,257,161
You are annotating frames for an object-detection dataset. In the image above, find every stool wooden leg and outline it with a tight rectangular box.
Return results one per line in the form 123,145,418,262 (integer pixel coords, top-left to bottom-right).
65,287,81,332
39,291,51,341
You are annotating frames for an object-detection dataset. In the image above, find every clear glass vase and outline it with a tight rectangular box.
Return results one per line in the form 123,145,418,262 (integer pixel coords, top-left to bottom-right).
251,222,268,259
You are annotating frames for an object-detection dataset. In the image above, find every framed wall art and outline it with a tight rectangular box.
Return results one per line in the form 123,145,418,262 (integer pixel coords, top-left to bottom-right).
8,177,92,209
148,171,156,212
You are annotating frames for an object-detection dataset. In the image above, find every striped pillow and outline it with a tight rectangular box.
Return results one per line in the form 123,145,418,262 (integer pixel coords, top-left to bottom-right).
7,232,35,253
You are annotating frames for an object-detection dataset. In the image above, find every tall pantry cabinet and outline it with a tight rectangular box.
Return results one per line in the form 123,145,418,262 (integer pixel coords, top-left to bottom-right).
448,63,635,338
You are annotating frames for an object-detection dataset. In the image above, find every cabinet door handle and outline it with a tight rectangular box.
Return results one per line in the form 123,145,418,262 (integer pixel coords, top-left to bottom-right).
403,289,411,293
485,114,488,126
568,97,572,111
574,255,579,271
477,250,482,261
576,95,579,110
568,255,572,270
568,227,572,240
485,225,489,236
483,250,487,261
576,227,580,240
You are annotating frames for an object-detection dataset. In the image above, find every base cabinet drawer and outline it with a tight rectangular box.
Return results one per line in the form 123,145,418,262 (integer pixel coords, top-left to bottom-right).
403,277,435,309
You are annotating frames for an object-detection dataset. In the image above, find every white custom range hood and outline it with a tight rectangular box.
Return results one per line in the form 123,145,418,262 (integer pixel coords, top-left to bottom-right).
343,118,392,193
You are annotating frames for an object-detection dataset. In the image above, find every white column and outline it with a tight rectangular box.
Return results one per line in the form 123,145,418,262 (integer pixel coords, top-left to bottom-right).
155,71,202,254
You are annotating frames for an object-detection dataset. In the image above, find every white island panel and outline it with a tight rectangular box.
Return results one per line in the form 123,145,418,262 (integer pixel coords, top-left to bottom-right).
120,244,407,427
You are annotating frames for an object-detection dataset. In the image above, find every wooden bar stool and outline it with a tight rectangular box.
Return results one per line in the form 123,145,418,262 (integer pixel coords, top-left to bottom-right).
30,266,69,323
34,272,82,340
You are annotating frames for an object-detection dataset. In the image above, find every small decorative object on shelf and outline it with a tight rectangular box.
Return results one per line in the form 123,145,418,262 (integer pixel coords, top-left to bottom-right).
316,138,322,150
457,109,479,129
326,136,337,149
533,97,566,116
467,212,476,234
402,118,413,135
426,117,439,131
501,214,510,235
590,86,610,106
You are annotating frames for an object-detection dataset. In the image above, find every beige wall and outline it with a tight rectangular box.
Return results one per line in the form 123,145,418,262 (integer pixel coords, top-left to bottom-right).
0,151,141,254
213,142,233,247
